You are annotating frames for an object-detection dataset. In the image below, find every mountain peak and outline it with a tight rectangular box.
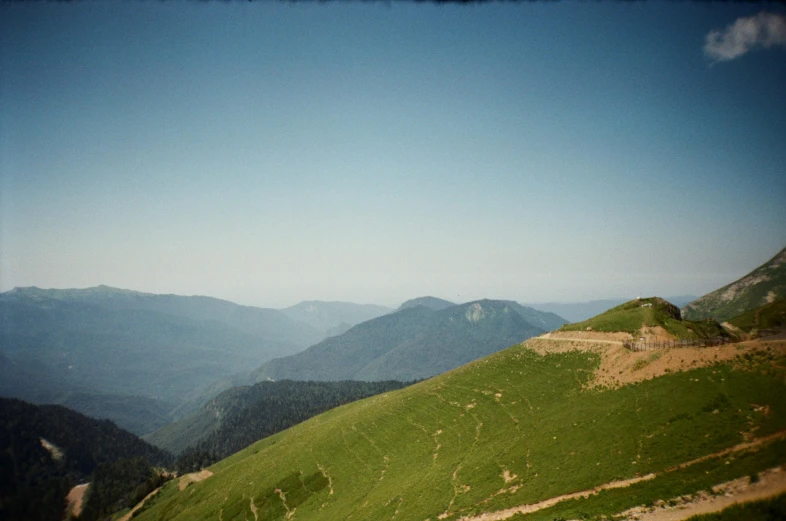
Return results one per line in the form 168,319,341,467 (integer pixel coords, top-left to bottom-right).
397,296,455,312
682,245,786,322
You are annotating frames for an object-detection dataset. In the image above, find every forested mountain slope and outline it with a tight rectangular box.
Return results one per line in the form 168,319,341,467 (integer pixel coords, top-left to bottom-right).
0,286,322,434
0,397,171,521
253,299,565,382
145,379,410,463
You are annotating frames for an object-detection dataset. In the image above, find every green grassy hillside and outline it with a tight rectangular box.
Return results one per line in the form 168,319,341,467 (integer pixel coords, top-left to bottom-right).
145,380,410,458
727,299,786,334
559,297,727,338
132,337,786,521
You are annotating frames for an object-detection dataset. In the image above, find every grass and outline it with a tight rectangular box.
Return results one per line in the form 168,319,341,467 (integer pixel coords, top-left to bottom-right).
131,334,786,521
727,299,786,333
559,297,728,339
510,438,786,520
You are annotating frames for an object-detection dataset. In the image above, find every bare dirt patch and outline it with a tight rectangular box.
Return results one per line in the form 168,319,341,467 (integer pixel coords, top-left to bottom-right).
618,465,786,521
636,325,677,342
65,482,89,518
525,336,786,389
542,331,632,342
178,469,214,491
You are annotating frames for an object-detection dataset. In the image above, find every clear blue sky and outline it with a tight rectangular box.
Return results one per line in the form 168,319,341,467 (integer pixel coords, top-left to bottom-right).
1,2,784,308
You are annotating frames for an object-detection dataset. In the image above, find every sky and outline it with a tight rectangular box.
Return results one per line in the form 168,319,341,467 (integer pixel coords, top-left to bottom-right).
1,2,785,309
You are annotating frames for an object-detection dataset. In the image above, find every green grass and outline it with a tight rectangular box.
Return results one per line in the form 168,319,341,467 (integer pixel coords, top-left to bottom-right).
131,335,786,521
559,297,727,339
510,439,786,520
727,299,786,333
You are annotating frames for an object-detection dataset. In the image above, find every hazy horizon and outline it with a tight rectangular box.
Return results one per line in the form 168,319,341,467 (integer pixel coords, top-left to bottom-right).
2,2,784,309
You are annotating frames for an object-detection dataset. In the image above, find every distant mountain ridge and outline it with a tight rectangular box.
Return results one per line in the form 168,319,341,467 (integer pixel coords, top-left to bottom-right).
280,300,392,337
0,286,325,434
253,299,566,382
397,296,455,311
682,246,786,322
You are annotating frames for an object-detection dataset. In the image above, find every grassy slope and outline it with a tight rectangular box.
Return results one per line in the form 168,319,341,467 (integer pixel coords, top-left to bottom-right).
133,340,786,521
559,297,727,338
727,299,786,333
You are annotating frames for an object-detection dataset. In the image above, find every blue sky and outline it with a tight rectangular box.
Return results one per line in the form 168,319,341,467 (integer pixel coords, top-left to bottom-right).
1,2,784,308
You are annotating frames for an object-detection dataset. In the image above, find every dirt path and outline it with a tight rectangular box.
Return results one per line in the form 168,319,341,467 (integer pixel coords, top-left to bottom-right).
539,332,627,344
456,474,656,521
618,465,786,521
178,469,214,490
452,430,786,521
118,488,161,521
65,483,89,518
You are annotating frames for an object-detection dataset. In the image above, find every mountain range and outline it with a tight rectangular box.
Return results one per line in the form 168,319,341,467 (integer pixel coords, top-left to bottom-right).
0,286,326,434
252,299,566,382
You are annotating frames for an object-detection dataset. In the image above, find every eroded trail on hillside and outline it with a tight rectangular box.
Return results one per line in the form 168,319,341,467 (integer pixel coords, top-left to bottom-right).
118,488,161,521
178,469,213,491
452,430,786,521
618,465,786,521
65,483,89,518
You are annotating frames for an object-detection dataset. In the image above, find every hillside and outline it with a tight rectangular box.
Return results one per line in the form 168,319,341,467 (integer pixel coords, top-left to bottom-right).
726,299,786,335
528,295,698,323
0,286,322,433
145,380,411,460
252,300,565,382
682,246,786,322
0,397,171,521
279,301,392,338
130,330,786,521
559,297,728,340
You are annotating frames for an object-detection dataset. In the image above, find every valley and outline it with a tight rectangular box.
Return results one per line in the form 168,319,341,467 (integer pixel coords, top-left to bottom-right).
2,248,785,521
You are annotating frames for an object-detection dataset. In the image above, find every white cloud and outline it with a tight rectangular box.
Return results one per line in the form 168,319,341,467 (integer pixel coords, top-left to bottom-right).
704,12,786,62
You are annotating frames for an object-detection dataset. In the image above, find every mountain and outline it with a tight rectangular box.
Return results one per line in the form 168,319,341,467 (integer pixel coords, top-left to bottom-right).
146,380,411,460
0,286,323,433
253,299,566,382
559,296,728,339
129,309,786,521
682,246,786,322
528,295,698,323
0,397,171,521
279,300,392,337
397,296,455,311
